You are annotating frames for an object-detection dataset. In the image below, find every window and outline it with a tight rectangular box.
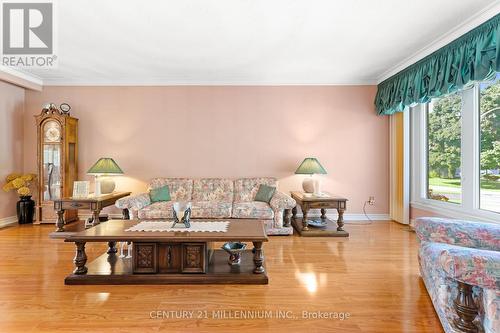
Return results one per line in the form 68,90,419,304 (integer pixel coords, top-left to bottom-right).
427,93,462,204
411,74,500,222
479,74,500,213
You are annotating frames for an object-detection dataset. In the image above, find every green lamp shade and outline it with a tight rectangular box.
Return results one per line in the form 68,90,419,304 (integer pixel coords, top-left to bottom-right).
87,158,124,175
295,158,327,175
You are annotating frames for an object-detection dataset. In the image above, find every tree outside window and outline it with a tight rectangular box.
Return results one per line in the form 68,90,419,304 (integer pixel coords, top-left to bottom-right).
479,74,500,213
427,92,462,204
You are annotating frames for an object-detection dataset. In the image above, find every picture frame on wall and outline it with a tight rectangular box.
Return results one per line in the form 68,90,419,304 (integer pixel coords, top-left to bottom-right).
72,181,90,198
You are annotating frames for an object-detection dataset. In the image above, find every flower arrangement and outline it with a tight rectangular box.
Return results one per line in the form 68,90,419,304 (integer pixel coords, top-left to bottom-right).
2,173,37,197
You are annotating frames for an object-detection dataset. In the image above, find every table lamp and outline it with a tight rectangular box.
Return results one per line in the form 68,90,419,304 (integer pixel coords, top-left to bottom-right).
295,157,327,195
87,158,123,195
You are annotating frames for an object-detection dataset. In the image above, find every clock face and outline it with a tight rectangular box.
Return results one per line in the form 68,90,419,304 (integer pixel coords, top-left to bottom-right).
44,121,61,142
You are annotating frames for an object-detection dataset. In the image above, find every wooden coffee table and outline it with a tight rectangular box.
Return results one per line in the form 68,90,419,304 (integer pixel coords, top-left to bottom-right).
64,219,268,285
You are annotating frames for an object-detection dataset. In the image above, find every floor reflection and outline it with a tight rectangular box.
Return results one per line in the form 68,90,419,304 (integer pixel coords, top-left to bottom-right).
294,270,328,295
84,292,110,304
290,239,347,294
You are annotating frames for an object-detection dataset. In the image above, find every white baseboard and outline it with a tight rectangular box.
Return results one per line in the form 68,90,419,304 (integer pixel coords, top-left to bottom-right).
0,216,17,228
295,212,391,221
408,219,416,231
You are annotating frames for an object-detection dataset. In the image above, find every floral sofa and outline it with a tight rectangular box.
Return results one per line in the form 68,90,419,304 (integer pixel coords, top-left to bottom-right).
414,217,500,333
115,177,296,235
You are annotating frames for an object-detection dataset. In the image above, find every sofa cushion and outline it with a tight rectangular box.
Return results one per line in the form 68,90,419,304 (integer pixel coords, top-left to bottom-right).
191,201,232,218
254,184,276,203
137,201,174,219
149,178,193,201
192,178,234,202
232,201,274,219
149,185,171,203
234,177,277,202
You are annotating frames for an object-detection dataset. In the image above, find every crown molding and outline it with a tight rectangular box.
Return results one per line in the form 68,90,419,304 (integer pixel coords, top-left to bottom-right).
2,3,497,88
0,66,43,90
376,1,500,84
41,77,378,86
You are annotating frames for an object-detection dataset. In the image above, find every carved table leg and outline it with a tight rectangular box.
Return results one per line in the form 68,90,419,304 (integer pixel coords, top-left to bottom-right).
284,209,291,228
107,241,117,254
453,281,479,333
92,208,101,227
122,208,130,220
337,208,345,231
73,241,88,275
252,241,265,274
321,208,327,219
56,208,65,232
302,208,310,231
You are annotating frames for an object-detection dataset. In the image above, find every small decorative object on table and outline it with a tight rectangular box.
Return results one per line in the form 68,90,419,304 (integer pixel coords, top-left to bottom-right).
222,242,247,265
72,181,90,198
119,242,133,259
2,173,37,224
172,202,192,228
42,103,58,113
306,218,328,228
59,103,71,115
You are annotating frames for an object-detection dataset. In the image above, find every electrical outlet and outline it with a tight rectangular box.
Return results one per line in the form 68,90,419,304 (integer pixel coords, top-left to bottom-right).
368,196,375,205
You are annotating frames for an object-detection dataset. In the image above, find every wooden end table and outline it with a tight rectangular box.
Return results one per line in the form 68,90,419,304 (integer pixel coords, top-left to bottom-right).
54,191,131,232
289,191,349,237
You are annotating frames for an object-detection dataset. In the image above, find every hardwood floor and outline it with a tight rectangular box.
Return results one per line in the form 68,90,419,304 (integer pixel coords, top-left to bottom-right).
0,221,443,333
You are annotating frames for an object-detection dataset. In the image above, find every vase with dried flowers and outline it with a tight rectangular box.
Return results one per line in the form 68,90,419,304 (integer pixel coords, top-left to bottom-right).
2,173,37,224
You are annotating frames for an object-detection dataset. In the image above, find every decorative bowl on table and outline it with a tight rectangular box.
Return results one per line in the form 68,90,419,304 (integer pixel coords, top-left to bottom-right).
172,202,192,228
221,242,247,266
306,218,328,228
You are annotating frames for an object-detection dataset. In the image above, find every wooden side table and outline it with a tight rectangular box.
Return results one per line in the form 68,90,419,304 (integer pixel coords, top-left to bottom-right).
53,191,131,232
289,191,349,237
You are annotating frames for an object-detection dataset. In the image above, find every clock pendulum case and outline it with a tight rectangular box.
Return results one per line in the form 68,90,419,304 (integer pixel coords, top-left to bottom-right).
35,105,79,223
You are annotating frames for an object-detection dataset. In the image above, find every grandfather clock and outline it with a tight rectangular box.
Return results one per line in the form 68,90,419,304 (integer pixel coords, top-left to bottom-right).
35,105,78,223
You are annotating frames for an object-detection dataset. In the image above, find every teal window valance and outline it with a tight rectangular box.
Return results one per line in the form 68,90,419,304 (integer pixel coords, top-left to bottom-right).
375,14,499,115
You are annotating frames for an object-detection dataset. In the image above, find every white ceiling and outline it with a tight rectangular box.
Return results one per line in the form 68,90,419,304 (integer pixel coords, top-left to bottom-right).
14,0,500,85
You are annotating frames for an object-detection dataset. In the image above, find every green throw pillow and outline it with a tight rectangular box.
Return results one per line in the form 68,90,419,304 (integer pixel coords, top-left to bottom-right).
149,185,171,203
254,184,276,203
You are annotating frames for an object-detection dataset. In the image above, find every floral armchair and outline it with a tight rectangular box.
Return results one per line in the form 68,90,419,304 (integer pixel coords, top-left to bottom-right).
414,217,500,333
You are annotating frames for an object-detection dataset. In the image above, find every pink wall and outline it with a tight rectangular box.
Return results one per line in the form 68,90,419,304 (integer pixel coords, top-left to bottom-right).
0,81,25,219
24,86,389,214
